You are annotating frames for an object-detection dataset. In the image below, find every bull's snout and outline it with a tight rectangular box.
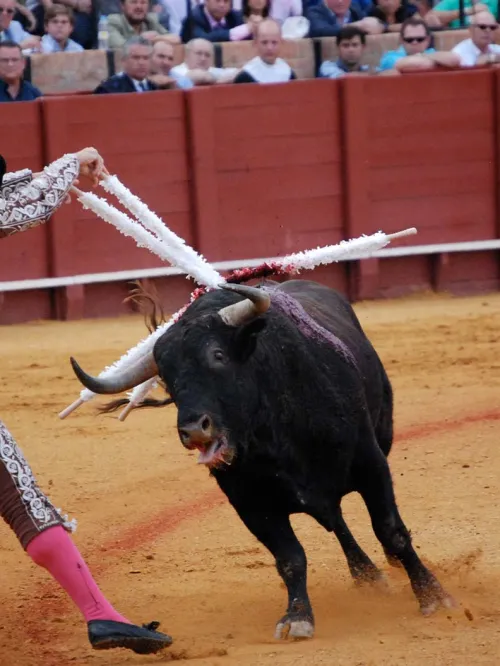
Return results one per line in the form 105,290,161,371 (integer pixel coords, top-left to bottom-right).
178,414,214,449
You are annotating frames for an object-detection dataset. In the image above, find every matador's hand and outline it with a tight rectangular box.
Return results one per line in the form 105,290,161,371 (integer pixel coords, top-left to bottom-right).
75,147,108,187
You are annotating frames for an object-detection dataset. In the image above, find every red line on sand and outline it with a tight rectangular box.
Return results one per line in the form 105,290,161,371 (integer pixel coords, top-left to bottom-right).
102,488,226,555
97,407,500,555
397,409,500,444
15,407,500,661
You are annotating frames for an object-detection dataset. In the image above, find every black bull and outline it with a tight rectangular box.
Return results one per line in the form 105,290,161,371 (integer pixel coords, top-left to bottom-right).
71,279,455,639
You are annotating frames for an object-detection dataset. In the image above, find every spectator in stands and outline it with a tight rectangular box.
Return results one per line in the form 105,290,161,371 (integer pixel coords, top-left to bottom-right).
180,0,247,43
40,4,83,52
0,40,41,100
13,1,37,32
0,0,40,49
379,17,460,70
367,0,418,31
26,0,96,50
233,0,304,25
426,0,497,29
94,35,160,93
108,0,180,50
233,18,297,83
171,37,240,83
242,0,270,36
149,39,193,87
452,10,500,65
307,0,385,38
319,25,374,75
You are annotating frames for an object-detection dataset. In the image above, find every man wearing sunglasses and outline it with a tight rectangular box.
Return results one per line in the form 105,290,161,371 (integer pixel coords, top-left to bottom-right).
379,17,459,70
0,0,40,50
452,10,500,65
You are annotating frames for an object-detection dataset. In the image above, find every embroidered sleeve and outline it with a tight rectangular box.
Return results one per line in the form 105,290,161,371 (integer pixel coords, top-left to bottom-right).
0,154,79,238
1,168,33,197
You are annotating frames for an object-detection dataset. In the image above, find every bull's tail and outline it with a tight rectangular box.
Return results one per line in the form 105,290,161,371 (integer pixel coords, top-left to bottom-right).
124,280,168,333
375,372,394,458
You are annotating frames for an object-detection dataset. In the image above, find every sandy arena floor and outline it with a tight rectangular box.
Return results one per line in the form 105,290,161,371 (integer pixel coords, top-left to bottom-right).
0,291,499,666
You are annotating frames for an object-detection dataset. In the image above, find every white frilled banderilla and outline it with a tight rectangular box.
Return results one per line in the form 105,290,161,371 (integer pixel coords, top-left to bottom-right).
59,174,417,422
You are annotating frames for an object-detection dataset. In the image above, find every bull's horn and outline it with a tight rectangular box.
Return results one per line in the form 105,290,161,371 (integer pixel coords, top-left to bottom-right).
69,352,158,395
218,284,271,327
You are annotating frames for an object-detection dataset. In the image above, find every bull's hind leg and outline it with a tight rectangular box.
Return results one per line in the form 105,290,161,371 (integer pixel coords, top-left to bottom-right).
353,444,456,616
235,508,314,640
332,508,387,586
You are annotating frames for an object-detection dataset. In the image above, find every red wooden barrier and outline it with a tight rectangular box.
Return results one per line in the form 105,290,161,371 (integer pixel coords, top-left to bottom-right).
41,90,195,317
342,69,499,298
1,72,500,325
0,101,53,323
187,80,345,276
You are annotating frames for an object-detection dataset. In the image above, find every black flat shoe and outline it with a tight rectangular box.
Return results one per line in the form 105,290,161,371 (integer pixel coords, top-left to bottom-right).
87,619,173,654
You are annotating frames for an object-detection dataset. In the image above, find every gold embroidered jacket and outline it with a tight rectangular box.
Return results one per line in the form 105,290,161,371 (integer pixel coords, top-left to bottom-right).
0,154,79,238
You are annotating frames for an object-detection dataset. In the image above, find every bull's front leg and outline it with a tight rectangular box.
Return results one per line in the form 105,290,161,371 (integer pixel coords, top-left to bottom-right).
234,507,314,640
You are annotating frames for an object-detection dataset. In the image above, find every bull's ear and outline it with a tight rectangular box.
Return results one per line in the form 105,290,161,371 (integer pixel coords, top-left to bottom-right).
234,317,266,362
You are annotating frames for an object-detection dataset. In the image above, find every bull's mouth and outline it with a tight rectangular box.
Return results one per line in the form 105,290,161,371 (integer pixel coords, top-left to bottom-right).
195,435,232,468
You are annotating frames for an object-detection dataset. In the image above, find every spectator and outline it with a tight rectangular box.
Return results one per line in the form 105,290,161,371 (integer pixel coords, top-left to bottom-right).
0,40,41,101
426,0,498,29
40,4,83,52
307,0,385,38
242,0,270,36
233,0,304,24
379,17,460,70
171,37,240,83
452,10,500,65
108,0,180,50
151,0,185,35
13,1,37,31
319,25,374,76
306,0,374,14
94,35,160,93
233,18,297,83
180,0,248,43
0,0,40,49
25,0,96,49
368,0,418,31
149,39,193,87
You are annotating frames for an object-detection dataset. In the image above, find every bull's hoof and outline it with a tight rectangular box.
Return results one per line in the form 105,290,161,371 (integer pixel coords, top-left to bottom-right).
274,615,314,640
418,580,457,617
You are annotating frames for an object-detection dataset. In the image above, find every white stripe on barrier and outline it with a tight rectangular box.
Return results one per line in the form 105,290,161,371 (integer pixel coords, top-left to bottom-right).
0,238,499,293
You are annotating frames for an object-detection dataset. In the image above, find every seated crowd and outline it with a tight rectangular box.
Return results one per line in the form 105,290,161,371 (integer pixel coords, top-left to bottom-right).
0,0,500,100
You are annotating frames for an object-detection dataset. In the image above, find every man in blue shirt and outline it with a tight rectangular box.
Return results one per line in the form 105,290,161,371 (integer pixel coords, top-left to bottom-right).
150,40,193,89
0,0,40,51
319,25,374,77
0,40,42,102
40,5,84,53
379,17,460,70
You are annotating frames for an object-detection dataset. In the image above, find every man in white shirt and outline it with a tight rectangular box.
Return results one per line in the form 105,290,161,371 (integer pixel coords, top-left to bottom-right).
452,10,500,66
171,37,239,84
233,18,297,84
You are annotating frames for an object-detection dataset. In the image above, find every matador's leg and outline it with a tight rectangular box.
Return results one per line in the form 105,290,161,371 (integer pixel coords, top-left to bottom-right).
0,420,173,654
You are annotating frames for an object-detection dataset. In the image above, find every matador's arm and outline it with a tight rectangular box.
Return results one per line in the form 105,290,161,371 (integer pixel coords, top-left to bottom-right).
0,154,80,238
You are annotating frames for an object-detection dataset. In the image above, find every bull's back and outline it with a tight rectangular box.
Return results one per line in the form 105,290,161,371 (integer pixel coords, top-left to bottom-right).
275,280,393,457
275,280,367,345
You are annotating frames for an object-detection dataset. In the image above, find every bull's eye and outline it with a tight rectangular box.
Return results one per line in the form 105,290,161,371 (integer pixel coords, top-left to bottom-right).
213,349,225,362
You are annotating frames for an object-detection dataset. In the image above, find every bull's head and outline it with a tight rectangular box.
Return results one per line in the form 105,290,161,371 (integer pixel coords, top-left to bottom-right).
69,284,271,470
